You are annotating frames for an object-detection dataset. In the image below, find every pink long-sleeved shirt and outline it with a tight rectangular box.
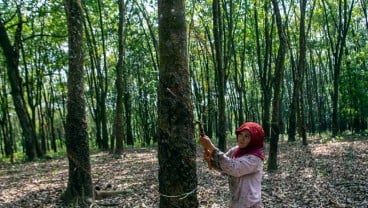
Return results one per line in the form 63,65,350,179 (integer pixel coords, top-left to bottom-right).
210,146,263,208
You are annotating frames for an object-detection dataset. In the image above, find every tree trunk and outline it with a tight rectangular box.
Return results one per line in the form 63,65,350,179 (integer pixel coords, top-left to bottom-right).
83,8,102,148
0,86,14,162
254,0,273,140
135,1,161,146
113,0,126,155
83,4,108,150
268,0,288,172
61,0,93,206
47,83,58,152
124,90,133,146
299,86,308,145
288,0,308,143
97,0,109,150
0,10,38,161
321,0,355,137
234,3,247,126
298,0,308,145
157,0,198,207
213,0,227,151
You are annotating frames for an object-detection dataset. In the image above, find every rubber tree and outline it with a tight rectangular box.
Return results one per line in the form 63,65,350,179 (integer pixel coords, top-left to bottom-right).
157,0,198,207
61,0,93,205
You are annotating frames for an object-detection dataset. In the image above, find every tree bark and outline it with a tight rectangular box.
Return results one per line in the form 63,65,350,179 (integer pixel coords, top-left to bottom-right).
254,0,273,140
61,0,93,206
268,0,288,172
157,0,198,207
0,10,38,161
213,0,227,151
96,0,109,150
288,0,308,143
113,0,125,155
0,85,14,162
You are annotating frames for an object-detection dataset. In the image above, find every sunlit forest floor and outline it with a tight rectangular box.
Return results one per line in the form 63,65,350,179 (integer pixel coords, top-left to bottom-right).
0,136,367,208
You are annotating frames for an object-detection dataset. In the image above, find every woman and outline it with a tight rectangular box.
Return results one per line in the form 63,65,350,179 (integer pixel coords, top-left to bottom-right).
200,122,265,208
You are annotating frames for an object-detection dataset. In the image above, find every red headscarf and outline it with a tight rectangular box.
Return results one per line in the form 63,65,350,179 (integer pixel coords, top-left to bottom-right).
232,122,265,160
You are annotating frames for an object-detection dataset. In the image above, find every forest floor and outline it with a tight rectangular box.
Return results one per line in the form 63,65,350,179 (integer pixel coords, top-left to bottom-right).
0,136,367,208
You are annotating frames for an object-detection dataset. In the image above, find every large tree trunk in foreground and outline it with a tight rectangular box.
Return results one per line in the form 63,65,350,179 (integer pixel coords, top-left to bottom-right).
157,0,198,207
61,0,93,206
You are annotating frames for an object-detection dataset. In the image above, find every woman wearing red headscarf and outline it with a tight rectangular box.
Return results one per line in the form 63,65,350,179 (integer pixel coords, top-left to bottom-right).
200,122,265,208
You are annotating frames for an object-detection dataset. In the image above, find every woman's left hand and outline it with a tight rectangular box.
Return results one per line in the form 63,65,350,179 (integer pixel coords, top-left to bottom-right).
203,149,211,162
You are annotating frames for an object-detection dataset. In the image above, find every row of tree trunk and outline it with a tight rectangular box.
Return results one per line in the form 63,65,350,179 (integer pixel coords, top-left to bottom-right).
0,0,363,206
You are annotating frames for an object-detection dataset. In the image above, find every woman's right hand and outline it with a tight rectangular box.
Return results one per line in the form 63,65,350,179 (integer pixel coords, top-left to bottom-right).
200,135,215,152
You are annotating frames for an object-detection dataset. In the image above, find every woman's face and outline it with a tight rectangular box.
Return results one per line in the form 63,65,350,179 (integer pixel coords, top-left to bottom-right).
237,130,251,149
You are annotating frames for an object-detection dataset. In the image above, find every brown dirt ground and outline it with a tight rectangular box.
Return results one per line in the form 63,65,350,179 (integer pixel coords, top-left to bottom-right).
0,137,367,207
